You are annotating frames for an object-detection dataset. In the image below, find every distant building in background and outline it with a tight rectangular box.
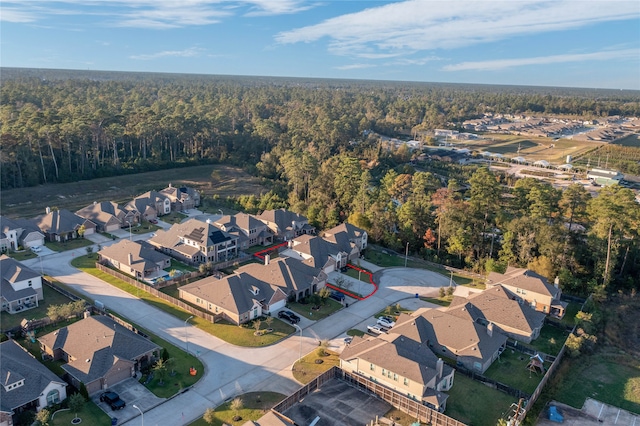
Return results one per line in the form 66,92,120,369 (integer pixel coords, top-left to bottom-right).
586,168,624,186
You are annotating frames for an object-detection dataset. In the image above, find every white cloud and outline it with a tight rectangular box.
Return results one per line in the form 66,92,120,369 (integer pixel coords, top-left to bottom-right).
276,0,640,59
130,47,206,60
444,48,640,71
0,1,311,28
335,63,375,70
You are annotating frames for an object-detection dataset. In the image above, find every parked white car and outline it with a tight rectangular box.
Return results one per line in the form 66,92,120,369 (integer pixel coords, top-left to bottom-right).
367,324,386,335
377,317,395,329
31,246,42,253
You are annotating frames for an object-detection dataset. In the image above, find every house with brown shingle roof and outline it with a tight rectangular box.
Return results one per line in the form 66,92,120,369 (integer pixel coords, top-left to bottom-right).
284,234,350,274
486,266,566,318
214,213,272,250
33,207,96,242
447,286,546,343
322,222,368,253
38,315,160,395
127,190,171,221
1,340,68,424
148,218,238,265
0,216,45,251
257,209,315,241
159,183,200,212
340,333,453,412
393,308,507,373
179,271,287,325
76,201,139,233
98,240,171,282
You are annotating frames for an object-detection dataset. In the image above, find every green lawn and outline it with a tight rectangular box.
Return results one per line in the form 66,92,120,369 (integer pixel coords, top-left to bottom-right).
529,325,569,356
347,329,365,337
287,299,343,321
374,304,412,319
446,374,516,426
561,302,582,326
6,250,37,261
421,296,453,307
187,392,285,426
0,284,78,330
45,238,93,252
51,403,113,426
161,211,189,224
292,350,340,384
553,353,640,414
72,254,295,346
343,268,371,282
484,349,548,395
168,258,198,272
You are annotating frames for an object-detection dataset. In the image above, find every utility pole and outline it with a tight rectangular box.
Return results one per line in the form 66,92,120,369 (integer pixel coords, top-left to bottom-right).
404,242,409,267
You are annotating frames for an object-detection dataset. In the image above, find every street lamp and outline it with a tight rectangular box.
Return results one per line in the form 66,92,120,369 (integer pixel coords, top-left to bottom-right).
404,242,409,267
218,209,224,217
293,324,303,365
128,221,132,241
132,404,143,426
184,315,194,354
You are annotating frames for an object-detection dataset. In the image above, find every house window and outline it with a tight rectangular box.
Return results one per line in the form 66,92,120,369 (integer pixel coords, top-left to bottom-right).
473,362,482,371
28,280,32,287
370,364,375,371
543,305,547,313
442,346,447,353
449,376,453,387
381,368,386,376
47,389,60,405
404,378,409,386
393,373,397,381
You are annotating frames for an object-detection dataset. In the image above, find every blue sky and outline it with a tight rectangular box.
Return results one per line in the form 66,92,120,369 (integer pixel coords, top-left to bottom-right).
1,1,639,89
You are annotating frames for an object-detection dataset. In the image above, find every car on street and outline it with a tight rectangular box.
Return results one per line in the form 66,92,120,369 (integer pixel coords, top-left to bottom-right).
100,391,126,410
330,290,345,302
367,324,386,335
278,310,300,324
377,317,395,328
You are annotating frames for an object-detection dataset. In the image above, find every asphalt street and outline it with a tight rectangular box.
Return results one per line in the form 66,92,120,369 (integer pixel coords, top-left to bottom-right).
24,239,449,426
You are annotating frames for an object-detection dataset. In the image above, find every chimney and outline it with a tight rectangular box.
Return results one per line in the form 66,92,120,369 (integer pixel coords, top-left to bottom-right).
292,220,297,230
169,183,172,188
554,276,560,289
487,322,494,337
436,358,444,380
264,254,270,266
128,253,133,264
83,310,91,319
206,218,211,224
45,206,51,214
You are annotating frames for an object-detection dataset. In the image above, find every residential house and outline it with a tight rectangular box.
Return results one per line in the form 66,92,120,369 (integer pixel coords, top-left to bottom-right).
33,208,96,242
127,191,171,221
159,183,200,212
179,272,287,325
0,255,43,314
0,216,45,251
1,340,68,424
98,240,171,283
393,308,507,373
283,234,350,274
214,213,273,250
446,286,547,343
76,201,139,233
38,315,161,395
486,267,567,318
340,332,454,412
148,218,238,265
322,222,368,257
257,209,315,241
239,256,327,301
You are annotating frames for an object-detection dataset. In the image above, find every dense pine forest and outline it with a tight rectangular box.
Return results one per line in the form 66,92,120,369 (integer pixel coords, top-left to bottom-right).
1,68,640,292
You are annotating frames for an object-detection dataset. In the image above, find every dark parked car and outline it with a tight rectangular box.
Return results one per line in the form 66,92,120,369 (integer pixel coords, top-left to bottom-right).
278,310,300,324
330,290,345,302
100,391,126,411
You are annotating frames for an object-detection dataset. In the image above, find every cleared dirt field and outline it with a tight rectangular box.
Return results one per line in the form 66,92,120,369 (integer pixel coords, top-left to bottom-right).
451,135,603,163
0,164,266,218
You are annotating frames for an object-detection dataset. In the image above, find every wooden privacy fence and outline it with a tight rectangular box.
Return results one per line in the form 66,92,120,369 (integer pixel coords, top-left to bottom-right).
95,263,220,323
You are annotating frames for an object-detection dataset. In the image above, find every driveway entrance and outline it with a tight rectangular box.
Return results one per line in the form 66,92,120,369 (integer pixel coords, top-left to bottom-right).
94,377,165,424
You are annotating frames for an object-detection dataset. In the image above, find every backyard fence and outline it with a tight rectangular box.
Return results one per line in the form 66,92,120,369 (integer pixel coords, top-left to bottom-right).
447,362,531,400
272,367,467,426
43,278,82,301
95,263,221,323
506,340,557,363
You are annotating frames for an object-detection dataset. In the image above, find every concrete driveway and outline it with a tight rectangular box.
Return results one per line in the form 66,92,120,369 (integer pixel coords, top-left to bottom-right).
94,377,164,424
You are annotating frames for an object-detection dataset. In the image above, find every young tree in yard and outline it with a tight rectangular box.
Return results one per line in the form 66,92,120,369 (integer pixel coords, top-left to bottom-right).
230,397,244,421
152,358,168,385
34,408,51,426
68,393,85,420
203,407,216,425
253,319,262,334
318,287,331,304
47,304,63,322
317,339,329,357
264,316,274,330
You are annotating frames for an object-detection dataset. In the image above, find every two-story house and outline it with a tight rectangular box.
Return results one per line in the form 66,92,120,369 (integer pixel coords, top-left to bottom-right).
127,191,171,221
0,256,43,314
214,213,272,250
1,340,68,425
340,333,454,412
159,183,200,212
148,218,238,265
257,209,316,241
0,216,45,251
486,267,567,318
283,234,350,274
76,201,139,233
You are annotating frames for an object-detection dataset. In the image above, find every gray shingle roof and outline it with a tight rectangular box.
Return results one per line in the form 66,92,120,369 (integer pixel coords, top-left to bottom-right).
257,209,309,233
33,209,86,235
38,316,160,384
150,218,234,250
1,340,66,412
487,267,559,298
239,257,323,295
290,234,343,269
98,240,170,274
